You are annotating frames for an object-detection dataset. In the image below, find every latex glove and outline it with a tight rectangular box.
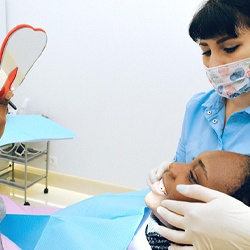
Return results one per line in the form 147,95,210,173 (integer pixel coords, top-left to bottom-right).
147,161,171,193
155,184,250,250
168,244,193,250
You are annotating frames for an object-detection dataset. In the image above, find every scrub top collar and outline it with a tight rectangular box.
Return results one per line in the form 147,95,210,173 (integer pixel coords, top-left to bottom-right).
201,90,225,112
201,89,250,115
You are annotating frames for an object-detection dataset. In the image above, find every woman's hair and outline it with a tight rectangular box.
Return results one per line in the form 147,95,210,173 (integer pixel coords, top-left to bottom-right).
231,155,250,206
189,0,250,42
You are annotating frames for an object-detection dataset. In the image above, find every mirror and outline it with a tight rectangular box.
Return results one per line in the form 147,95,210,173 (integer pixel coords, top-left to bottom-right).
0,24,47,96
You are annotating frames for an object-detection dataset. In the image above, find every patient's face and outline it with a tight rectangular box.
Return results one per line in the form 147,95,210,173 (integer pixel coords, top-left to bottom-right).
162,150,247,201
145,150,248,209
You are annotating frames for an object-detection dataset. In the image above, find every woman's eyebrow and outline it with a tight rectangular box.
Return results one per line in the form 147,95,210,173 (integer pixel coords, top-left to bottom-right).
199,41,208,46
199,36,233,46
197,159,208,180
216,36,233,44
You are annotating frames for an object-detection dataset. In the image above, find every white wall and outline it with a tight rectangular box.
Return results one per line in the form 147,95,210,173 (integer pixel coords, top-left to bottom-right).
5,0,210,190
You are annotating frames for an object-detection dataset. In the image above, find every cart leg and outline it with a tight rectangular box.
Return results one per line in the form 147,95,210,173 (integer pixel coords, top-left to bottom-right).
10,161,15,182
24,143,29,205
44,141,49,194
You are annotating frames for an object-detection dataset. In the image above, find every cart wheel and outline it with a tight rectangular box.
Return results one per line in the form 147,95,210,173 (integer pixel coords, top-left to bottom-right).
24,201,30,206
44,187,49,193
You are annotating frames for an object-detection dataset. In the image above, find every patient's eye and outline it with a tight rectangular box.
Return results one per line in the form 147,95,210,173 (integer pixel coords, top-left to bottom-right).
188,170,198,184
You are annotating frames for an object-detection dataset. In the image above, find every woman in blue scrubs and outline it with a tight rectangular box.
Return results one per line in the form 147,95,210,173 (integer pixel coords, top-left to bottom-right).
148,0,250,249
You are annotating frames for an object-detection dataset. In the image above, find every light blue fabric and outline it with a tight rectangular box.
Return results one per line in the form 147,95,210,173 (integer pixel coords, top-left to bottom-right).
175,89,250,163
0,114,75,146
0,189,149,250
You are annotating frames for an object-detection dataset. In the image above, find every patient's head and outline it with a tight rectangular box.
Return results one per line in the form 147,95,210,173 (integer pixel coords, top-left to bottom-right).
145,150,250,210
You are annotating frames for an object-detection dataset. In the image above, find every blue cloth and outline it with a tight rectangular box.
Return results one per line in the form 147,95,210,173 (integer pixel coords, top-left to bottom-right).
0,189,149,250
175,89,250,163
0,114,75,146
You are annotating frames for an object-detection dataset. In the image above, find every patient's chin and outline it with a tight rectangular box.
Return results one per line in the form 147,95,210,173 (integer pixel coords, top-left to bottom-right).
145,191,165,210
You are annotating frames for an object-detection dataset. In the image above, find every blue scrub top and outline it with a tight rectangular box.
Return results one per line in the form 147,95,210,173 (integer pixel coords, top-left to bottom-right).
175,89,250,163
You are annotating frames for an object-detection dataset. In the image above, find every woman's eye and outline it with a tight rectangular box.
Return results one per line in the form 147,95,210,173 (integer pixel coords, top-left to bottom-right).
188,170,198,184
202,50,211,57
224,45,240,54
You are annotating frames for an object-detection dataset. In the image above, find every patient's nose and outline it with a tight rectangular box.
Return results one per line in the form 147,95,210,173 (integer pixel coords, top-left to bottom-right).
169,162,185,178
169,162,190,179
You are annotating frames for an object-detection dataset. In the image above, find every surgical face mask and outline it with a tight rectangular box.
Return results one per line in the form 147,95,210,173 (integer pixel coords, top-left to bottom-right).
205,58,250,99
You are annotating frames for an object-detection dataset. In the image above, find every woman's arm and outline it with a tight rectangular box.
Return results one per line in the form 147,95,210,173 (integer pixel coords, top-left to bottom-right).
155,185,250,250
0,91,13,138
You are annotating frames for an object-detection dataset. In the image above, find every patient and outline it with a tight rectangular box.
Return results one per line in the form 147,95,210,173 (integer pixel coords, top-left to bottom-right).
0,90,13,248
2,150,250,250
144,150,250,249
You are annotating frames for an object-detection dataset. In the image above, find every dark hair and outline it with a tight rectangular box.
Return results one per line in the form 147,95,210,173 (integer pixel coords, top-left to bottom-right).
231,155,250,206
189,0,250,42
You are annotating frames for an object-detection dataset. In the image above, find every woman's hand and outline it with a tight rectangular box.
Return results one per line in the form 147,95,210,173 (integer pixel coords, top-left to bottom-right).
147,161,171,193
0,90,13,106
155,184,250,250
0,90,13,138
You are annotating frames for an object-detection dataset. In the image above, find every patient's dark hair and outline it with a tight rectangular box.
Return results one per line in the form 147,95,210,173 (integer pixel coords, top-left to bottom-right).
231,155,250,206
189,0,250,42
